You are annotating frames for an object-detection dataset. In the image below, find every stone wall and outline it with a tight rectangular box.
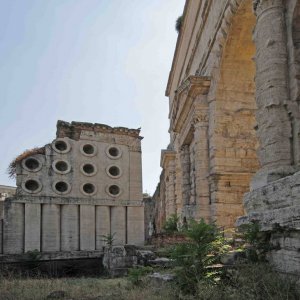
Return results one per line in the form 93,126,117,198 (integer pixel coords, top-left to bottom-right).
157,0,259,229
0,121,144,257
237,171,300,276
155,0,300,276
0,185,16,218
1,197,144,255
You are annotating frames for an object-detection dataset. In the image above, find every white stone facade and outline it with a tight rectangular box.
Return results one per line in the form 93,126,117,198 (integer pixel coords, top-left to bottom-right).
0,121,144,257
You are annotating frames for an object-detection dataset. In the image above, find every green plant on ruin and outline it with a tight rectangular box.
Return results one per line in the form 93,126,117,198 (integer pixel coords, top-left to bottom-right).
127,266,153,286
238,221,271,262
170,219,228,295
175,15,183,33
101,232,116,248
163,214,179,234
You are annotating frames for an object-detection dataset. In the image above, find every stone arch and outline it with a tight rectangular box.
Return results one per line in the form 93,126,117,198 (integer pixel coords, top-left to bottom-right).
208,0,259,227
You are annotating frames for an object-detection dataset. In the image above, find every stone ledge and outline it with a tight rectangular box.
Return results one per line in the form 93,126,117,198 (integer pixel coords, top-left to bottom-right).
5,196,144,207
243,171,300,213
0,250,103,263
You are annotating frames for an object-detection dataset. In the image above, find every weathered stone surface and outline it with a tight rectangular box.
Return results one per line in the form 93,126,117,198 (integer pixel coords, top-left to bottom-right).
149,272,175,282
155,0,300,277
237,172,300,275
1,121,145,257
102,245,138,277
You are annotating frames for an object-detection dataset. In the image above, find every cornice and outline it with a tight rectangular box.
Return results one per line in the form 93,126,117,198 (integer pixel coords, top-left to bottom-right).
56,120,143,140
170,76,210,133
160,149,176,168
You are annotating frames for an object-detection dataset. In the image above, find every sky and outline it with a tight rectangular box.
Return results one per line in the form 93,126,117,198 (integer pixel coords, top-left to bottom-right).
0,0,185,194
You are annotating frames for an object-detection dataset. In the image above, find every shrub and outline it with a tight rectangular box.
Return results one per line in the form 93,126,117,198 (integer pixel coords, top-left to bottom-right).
127,266,153,286
175,15,183,33
101,233,116,248
170,219,228,295
163,214,179,234
195,263,300,300
238,221,271,262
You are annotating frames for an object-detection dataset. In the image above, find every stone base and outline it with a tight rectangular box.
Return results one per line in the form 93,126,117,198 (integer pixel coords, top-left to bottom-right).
250,166,296,190
237,171,300,276
102,245,138,277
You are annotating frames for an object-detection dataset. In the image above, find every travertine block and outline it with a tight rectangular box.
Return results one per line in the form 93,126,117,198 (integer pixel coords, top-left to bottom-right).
0,219,2,254
111,206,126,245
25,204,41,252
42,204,60,252
3,203,24,254
96,206,110,249
80,205,95,251
61,205,79,251
127,206,144,246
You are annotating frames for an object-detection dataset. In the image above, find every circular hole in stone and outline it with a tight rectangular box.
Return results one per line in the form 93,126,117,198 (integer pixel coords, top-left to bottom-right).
25,180,40,192
83,144,95,155
55,161,68,172
83,183,95,194
24,158,40,171
108,147,119,157
83,164,95,174
108,185,120,196
108,166,120,177
54,140,68,152
55,181,68,193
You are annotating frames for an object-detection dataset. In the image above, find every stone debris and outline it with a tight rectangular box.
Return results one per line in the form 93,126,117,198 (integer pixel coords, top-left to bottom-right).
148,272,175,282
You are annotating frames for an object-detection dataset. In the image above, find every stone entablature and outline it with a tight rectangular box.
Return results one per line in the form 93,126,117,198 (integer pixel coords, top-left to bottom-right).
0,120,144,257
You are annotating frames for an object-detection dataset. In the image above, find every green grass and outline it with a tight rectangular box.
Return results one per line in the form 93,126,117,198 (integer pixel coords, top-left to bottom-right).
0,275,176,300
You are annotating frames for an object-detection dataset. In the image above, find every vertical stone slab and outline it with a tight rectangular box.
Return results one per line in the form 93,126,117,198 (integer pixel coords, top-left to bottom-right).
111,206,126,245
180,145,191,207
61,205,79,251
194,115,211,222
25,204,41,252
0,219,3,254
96,206,110,250
80,205,95,250
42,204,60,252
127,206,144,246
129,150,143,201
3,202,24,254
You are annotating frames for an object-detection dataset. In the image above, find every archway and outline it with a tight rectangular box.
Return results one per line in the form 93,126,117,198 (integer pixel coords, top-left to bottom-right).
209,0,259,228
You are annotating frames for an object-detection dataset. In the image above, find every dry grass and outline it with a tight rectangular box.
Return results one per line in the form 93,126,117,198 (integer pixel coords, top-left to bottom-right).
0,276,176,300
7,147,45,178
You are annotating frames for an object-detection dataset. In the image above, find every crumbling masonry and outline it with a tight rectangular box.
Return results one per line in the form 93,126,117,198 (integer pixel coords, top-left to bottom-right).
155,0,300,276
0,121,144,260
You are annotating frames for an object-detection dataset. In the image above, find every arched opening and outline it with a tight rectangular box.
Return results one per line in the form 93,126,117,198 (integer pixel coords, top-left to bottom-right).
210,0,259,228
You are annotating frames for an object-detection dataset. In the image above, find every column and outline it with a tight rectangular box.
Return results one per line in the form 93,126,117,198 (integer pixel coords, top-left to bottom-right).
180,145,191,206
252,0,294,188
193,109,211,221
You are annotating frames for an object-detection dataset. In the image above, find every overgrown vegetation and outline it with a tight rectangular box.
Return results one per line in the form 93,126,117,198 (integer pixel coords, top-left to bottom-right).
170,219,228,295
175,15,183,33
195,263,300,300
127,266,153,286
1,220,299,299
101,232,116,248
162,214,179,234
7,146,45,178
237,221,271,262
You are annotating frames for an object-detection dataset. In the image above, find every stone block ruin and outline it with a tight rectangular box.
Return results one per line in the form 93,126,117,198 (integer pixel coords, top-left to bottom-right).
153,0,300,276
0,120,144,261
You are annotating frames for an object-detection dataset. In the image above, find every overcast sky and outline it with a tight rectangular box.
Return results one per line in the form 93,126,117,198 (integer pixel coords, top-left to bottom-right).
0,0,184,194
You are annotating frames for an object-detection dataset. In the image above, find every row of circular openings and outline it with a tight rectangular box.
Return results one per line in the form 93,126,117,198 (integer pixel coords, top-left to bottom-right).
52,139,122,159
23,157,122,178
22,179,121,197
